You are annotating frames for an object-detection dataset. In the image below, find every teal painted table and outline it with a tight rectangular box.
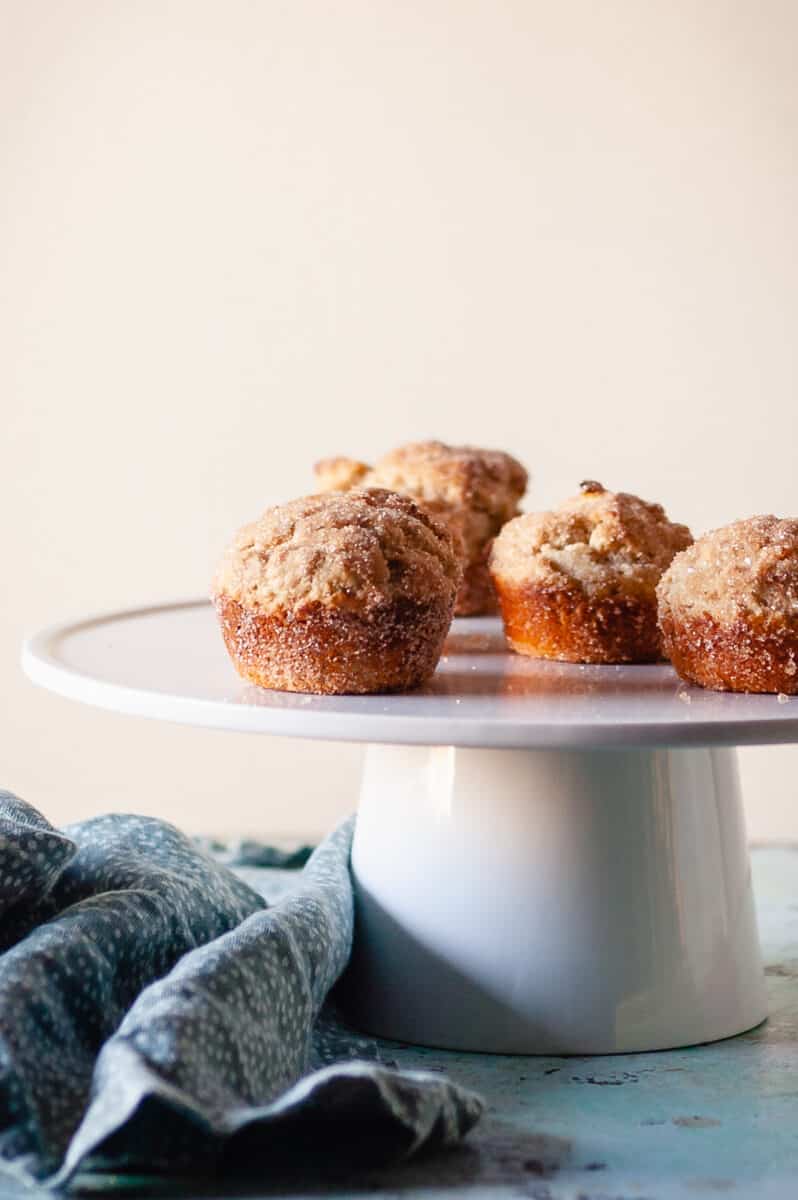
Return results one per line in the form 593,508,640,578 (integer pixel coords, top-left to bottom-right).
14,846,798,1199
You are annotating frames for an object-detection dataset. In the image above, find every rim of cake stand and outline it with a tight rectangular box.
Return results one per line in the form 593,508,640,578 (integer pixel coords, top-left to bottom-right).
21,598,798,751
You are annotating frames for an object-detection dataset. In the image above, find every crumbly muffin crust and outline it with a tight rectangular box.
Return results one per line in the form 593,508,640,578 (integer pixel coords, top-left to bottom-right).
212,489,461,694
313,440,528,615
363,441,527,520
314,457,370,493
213,489,460,615
490,481,692,597
658,515,798,693
490,481,692,664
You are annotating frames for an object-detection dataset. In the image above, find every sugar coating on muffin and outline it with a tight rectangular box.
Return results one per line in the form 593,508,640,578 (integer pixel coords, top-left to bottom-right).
491,482,691,597
212,488,461,694
361,441,527,518
658,515,798,693
314,440,528,615
490,481,692,663
313,456,370,493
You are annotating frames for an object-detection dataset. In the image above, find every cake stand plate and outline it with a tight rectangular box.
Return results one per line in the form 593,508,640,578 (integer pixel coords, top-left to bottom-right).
23,600,798,1054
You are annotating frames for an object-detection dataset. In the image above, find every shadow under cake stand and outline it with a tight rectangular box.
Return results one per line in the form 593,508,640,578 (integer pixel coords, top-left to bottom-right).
23,599,798,1055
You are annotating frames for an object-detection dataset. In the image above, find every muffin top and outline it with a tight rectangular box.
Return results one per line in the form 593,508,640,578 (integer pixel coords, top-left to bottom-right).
315,440,528,521
657,515,798,625
366,441,527,519
490,481,692,597
313,456,370,493
212,489,461,616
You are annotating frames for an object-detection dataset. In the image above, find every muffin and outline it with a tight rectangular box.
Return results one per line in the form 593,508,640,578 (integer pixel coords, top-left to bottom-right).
489,480,693,664
312,456,370,492
212,488,461,694
314,440,528,616
658,515,798,694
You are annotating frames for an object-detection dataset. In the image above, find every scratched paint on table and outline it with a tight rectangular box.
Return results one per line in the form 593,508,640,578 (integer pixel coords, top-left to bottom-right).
10,847,798,1200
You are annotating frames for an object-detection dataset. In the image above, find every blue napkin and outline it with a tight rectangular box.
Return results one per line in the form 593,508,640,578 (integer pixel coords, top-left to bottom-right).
0,792,482,1189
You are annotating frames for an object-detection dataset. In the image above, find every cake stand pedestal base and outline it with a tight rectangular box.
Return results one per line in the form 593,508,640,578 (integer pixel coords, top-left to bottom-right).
342,744,767,1054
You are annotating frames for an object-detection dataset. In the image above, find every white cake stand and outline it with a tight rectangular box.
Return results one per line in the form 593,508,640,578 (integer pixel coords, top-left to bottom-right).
23,599,798,1055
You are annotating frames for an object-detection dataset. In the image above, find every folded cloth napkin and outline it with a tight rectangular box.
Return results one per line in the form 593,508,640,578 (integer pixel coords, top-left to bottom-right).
0,792,482,1189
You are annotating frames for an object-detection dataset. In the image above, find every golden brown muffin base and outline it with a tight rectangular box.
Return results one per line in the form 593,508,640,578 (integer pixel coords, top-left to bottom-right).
493,579,662,664
456,560,499,617
659,611,798,694
214,593,453,694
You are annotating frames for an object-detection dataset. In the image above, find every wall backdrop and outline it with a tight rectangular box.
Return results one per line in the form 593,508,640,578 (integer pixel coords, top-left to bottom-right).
3,0,797,838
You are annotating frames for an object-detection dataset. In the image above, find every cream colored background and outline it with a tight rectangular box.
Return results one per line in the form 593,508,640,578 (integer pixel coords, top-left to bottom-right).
2,1,796,840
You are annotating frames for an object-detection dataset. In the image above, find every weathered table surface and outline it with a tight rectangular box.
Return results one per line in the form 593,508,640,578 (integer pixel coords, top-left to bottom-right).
15,847,798,1200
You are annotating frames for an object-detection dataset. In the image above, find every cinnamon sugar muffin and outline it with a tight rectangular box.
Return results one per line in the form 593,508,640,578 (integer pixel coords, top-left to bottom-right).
314,440,528,616
658,515,798,693
313,456,370,492
212,489,461,694
489,481,692,664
